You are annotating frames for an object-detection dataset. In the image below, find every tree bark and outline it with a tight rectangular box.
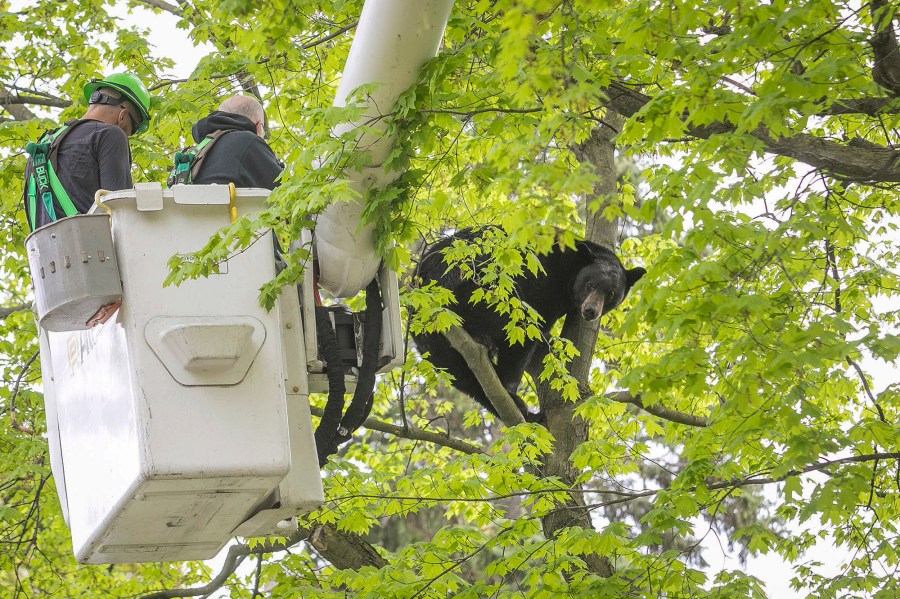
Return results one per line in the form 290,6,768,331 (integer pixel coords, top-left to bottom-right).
602,82,900,183
443,325,527,427
534,111,626,579
305,524,387,570
870,0,900,95
1,304,30,320
0,87,38,121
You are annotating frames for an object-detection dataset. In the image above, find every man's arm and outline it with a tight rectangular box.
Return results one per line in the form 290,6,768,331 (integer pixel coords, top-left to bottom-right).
96,126,133,192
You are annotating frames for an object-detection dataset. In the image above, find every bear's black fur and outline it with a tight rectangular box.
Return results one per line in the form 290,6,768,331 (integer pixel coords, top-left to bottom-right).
412,227,645,422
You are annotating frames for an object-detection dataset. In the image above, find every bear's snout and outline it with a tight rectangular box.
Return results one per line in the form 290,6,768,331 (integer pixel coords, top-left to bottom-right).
580,292,604,321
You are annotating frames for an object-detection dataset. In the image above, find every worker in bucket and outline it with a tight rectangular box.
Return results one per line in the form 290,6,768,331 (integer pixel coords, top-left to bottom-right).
22,72,152,231
168,94,282,189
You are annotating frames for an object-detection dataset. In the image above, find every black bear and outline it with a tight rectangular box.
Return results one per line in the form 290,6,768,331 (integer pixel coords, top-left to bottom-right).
412,227,645,423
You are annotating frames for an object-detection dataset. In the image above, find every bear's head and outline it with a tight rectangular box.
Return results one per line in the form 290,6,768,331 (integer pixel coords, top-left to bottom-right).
573,242,645,322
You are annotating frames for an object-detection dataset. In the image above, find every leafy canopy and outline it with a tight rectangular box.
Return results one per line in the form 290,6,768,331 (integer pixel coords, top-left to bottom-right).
1,0,899,597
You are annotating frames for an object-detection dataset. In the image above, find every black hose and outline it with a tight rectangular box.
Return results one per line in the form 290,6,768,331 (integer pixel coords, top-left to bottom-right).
334,278,383,445
313,306,346,466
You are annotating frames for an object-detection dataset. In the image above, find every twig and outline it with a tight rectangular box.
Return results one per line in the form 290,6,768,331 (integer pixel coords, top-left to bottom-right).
9,351,39,435
309,405,483,455
605,390,708,427
421,106,543,117
139,531,308,599
300,21,358,50
846,356,887,422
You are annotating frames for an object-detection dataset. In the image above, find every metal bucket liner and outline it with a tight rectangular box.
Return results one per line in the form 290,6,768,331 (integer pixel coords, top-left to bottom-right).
25,214,122,331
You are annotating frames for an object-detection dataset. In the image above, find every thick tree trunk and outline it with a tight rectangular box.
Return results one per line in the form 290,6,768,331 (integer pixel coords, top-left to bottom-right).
535,112,625,578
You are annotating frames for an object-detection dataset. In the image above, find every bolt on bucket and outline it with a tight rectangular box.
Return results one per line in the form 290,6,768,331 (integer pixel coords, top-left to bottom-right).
25,214,123,332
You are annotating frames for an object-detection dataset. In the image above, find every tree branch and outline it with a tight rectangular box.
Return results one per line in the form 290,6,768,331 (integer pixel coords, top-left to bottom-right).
133,0,183,16
442,325,527,427
421,106,543,118
823,96,900,115
0,93,71,109
603,82,900,183
8,351,38,436
300,20,358,50
304,524,387,570
149,72,237,91
1,304,30,320
0,87,38,120
309,405,483,454
335,451,900,507
730,451,900,488
251,553,263,599
586,451,900,512
139,531,308,599
425,96,900,122
605,391,708,427
138,522,386,598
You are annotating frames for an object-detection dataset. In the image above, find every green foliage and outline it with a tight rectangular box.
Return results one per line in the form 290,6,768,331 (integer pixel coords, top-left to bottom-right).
1,0,900,597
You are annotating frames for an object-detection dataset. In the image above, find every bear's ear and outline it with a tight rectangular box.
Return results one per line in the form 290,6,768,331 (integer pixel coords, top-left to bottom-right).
625,267,646,289
575,240,606,261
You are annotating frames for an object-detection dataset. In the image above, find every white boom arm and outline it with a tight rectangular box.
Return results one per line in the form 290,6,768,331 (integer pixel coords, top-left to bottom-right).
314,0,455,297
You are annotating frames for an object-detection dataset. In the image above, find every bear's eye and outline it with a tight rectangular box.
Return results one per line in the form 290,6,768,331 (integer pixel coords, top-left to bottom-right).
606,291,622,308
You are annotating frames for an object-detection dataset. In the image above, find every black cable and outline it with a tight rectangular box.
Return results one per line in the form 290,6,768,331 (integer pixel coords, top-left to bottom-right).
334,278,382,445
313,305,346,466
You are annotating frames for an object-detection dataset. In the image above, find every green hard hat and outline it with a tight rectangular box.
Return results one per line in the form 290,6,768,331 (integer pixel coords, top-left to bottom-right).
83,72,151,135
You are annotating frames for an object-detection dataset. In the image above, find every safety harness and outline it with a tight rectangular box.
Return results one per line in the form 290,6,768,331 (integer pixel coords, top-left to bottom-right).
24,120,85,231
167,129,236,186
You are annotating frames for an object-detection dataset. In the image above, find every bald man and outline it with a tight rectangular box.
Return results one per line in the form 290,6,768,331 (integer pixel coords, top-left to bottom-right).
187,94,282,189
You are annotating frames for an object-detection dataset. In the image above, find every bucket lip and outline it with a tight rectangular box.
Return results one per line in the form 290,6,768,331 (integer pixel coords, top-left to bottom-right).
25,213,113,246
100,185,272,202
101,185,272,209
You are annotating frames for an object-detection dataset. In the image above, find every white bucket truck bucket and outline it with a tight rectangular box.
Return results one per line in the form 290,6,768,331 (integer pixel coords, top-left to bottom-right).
34,183,323,564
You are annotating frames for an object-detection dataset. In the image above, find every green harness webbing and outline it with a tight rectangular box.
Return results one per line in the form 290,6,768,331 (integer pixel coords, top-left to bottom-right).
167,129,235,186
24,122,82,230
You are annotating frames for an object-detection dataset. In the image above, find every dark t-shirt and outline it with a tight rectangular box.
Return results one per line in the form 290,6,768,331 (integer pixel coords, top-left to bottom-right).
27,119,132,229
190,111,282,190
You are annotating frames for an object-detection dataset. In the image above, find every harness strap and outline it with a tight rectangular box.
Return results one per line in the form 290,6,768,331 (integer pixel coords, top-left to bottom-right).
24,121,82,230
167,129,236,186
27,171,37,229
